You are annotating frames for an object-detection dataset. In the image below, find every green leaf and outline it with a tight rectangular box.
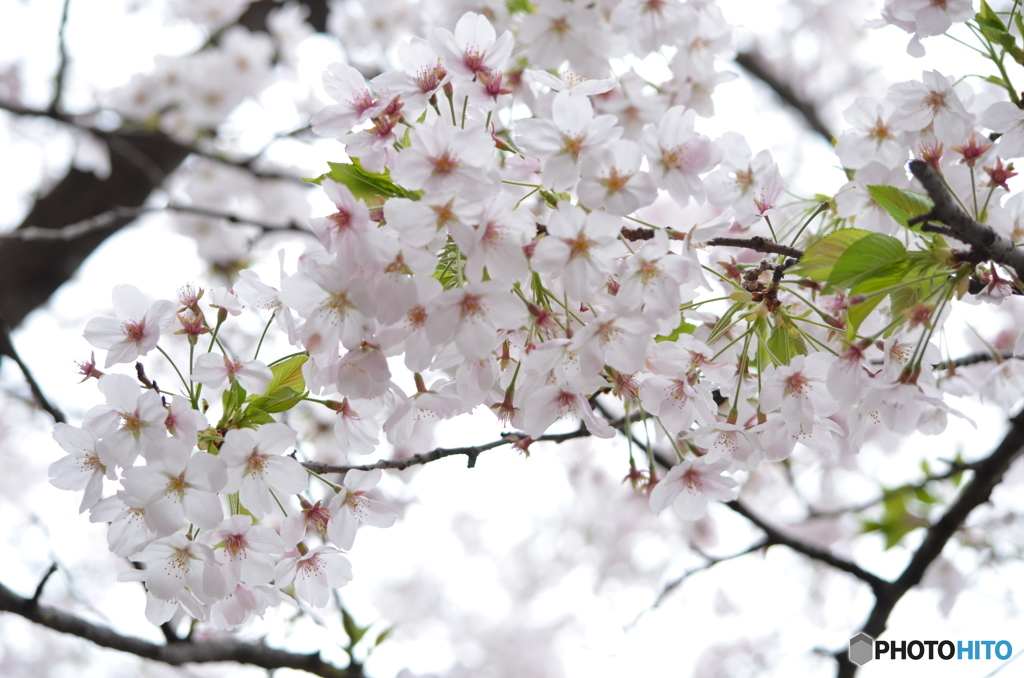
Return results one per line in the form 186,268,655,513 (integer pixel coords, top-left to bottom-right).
265,355,308,395
506,0,535,14
861,492,926,550
765,324,807,366
844,262,907,333
828,233,907,288
866,185,933,230
374,626,394,647
706,303,743,346
237,406,275,428
306,160,417,201
248,387,306,414
655,315,697,342
789,228,872,281
342,608,369,647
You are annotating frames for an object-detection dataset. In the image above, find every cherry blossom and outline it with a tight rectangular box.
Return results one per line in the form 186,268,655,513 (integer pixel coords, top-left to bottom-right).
649,457,738,520
83,284,175,368
219,424,309,518
274,545,353,608
326,469,398,550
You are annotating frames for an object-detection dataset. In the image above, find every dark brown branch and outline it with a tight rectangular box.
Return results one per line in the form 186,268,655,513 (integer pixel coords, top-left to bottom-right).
734,51,834,144
706,236,804,259
908,160,1024,282
725,500,889,597
303,427,592,474
834,406,1024,677
49,0,72,114
0,0,334,331
30,563,59,605
0,314,66,423
0,580,352,677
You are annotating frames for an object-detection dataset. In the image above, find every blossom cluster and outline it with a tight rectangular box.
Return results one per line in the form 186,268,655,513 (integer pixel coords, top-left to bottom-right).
49,0,1024,627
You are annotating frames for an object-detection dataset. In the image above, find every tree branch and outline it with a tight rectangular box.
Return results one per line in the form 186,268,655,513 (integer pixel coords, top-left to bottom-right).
908,160,1024,282
705,236,804,259
302,427,594,474
0,580,353,677
725,500,889,597
48,0,72,114
834,406,1024,677
0,314,66,423
734,50,834,144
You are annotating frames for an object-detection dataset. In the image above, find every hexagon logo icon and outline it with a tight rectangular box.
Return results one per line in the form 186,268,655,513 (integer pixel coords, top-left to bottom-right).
849,632,874,666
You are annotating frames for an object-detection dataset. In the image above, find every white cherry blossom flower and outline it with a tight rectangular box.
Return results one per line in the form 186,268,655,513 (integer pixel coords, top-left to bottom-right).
530,204,624,302
327,469,398,550
392,117,499,201
430,12,513,81
49,423,116,513
311,62,385,138
515,91,623,191
205,515,284,589
121,439,227,535
127,532,224,603
84,374,168,468
640,106,719,206
888,70,969,143
191,353,273,394
83,284,175,368
275,545,353,608
425,281,527,360
577,139,657,215
220,424,309,518
983,101,1024,159
649,457,738,520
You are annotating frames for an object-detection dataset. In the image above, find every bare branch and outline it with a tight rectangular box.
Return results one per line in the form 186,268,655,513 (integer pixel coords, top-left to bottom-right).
705,236,805,259
649,540,770,611
0,580,353,677
302,427,593,474
734,50,834,144
30,563,59,605
49,0,72,114
0,314,66,423
834,407,1024,676
725,500,889,596
908,160,1024,282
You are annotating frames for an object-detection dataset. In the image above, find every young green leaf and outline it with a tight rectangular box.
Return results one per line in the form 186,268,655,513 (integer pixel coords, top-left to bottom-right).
866,185,933,230
789,228,872,281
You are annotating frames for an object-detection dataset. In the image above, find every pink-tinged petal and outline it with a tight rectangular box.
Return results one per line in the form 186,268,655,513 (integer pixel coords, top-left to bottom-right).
327,509,360,550
361,499,398,528
103,340,141,367
255,423,297,455
266,455,310,495
111,284,149,321
671,487,710,520
83,317,126,350
236,361,273,394
98,374,141,412
191,353,229,388
344,468,382,493
983,102,1024,133
183,490,224,530
648,472,682,513
187,452,227,492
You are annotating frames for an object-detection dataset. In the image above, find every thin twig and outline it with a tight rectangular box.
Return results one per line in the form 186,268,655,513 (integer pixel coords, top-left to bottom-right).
734,50,834,144
0,315,66,423
706,236,805,259
725,500,889,596
30,563,59,606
